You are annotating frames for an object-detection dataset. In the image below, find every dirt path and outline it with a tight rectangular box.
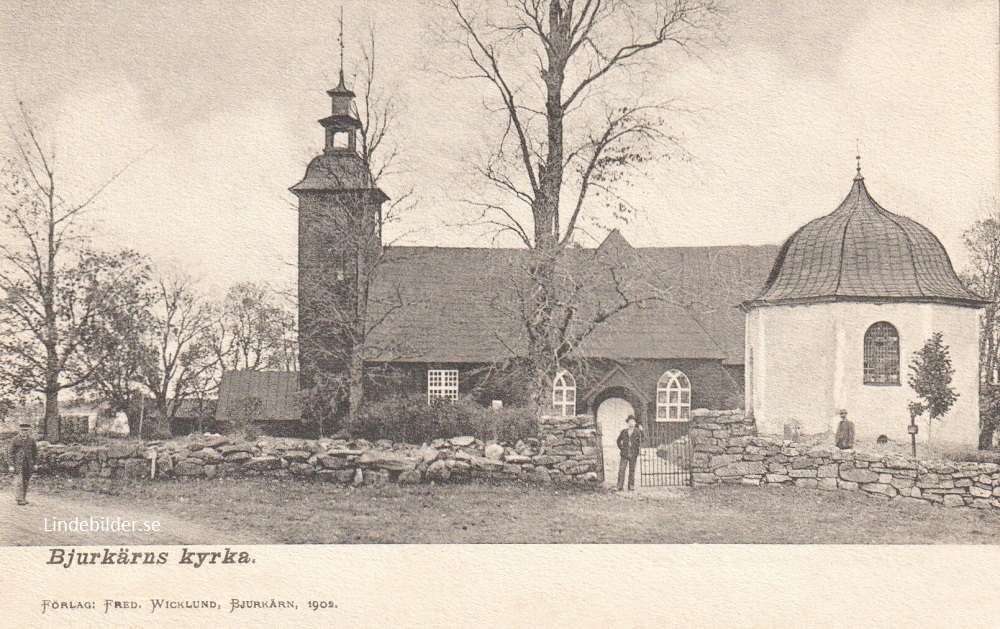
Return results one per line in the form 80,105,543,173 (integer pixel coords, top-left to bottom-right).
0,482,266,546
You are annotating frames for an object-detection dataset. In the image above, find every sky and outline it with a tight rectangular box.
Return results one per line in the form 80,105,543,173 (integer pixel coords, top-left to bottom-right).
0,0,996,292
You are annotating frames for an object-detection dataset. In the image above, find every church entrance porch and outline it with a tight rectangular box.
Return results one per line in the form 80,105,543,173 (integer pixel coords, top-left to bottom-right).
595,397,635,488
595,394,694,488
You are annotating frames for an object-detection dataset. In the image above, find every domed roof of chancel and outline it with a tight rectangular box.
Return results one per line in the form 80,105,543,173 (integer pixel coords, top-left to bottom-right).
744,173,986,309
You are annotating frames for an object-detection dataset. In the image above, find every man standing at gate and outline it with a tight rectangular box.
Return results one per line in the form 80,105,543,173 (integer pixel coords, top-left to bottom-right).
617,415,642,491
8,421,38,506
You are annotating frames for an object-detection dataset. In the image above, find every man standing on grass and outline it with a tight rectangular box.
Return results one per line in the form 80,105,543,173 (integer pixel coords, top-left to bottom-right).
835,409,855,450
8,421,38,506
617,415,643,491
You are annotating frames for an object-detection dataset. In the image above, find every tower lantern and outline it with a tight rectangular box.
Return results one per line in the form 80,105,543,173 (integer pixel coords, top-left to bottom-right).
320,11,361,155
321,71,361,154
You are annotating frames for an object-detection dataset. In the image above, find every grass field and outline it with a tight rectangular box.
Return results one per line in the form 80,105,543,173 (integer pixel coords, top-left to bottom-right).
8,475,1000,545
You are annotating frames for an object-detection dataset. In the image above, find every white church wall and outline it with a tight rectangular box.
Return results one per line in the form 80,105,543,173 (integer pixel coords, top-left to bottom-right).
748,302,981,448
746,306,835,436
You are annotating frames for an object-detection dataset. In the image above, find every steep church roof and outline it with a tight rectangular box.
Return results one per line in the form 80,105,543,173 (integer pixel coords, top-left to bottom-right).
744,172,985,309
361,236,779,365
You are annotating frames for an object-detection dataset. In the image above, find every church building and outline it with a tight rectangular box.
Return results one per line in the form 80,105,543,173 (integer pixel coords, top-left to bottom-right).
287,70,985,450
743,167,986,447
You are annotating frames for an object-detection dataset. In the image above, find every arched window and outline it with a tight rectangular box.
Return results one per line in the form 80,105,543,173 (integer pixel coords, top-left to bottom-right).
656,370,691,421
864,322,900,385
552,370,576,417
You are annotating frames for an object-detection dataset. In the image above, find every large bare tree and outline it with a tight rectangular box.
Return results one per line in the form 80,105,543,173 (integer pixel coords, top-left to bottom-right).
441,0,722,407
0,106,137,440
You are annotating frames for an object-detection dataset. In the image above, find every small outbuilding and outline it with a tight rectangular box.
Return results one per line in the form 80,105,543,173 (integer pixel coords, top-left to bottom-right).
216,371,302,436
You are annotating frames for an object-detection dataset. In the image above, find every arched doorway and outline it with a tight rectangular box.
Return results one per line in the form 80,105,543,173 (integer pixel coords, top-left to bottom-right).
596,396,636,487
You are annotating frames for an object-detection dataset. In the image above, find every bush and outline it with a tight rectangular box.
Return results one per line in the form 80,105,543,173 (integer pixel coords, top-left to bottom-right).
349,394,538,444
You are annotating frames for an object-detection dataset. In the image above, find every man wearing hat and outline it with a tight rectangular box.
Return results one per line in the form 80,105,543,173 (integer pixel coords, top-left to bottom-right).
616,415,643,491
8,422,38,506
835,409,855,450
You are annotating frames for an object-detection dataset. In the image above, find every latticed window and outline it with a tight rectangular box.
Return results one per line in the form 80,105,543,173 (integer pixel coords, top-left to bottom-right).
656,370,691,421
427,369,459,402
552,370,576,417
864,322,900,385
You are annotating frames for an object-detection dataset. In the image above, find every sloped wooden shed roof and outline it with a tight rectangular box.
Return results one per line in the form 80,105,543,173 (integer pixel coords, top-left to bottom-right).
216,371,300,422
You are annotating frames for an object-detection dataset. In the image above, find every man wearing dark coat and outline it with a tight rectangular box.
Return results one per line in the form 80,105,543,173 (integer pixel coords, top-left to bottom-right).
8,422,38,506
616,415,643,491
835,409,855,450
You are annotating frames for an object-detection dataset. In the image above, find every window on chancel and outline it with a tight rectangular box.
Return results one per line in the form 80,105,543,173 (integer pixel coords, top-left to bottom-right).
864,322,900,385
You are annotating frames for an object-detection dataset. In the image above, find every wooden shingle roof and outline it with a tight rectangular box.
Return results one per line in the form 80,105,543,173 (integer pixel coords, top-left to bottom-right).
362,240,778,366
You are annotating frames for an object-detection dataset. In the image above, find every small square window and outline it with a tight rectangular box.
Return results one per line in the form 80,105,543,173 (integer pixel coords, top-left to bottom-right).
427,369,459,402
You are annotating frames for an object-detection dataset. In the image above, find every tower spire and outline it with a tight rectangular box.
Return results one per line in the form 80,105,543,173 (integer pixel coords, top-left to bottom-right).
337,6,345,89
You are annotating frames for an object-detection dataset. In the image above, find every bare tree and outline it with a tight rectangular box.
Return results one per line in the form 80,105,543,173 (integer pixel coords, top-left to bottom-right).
209,281,297,372
80,265,291,437
0,105,137,440
440,0,722,407
138,267,216,433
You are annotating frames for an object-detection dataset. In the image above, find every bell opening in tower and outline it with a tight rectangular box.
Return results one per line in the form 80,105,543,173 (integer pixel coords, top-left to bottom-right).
332,131,351,150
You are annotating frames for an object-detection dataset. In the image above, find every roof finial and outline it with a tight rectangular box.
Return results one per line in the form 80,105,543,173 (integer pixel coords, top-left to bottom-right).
855,139,863,181
337,6,346,89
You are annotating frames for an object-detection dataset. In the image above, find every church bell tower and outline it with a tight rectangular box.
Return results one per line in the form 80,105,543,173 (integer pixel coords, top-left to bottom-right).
291,26,388,427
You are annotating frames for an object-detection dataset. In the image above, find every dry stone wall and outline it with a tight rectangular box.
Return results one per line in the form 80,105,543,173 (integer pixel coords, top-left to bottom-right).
26,414,601,487
690,410,1000,509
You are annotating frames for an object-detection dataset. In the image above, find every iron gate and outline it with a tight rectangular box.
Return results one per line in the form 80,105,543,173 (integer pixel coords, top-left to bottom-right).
639,421,693,487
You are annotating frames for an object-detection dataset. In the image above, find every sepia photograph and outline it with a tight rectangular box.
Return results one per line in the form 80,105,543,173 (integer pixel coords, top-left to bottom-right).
0,0,997,626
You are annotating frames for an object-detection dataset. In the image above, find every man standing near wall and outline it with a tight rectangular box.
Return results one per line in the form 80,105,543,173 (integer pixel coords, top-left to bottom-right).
8,422,38,506
835,410,855,450
617,416,643,491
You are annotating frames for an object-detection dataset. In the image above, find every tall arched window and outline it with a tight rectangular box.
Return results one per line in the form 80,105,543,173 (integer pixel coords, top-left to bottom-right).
552,370,576,417
864,322,900,385
656,370,691,421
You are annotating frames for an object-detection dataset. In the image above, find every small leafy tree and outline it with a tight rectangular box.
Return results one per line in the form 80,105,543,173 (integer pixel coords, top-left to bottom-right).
908,332,959,441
